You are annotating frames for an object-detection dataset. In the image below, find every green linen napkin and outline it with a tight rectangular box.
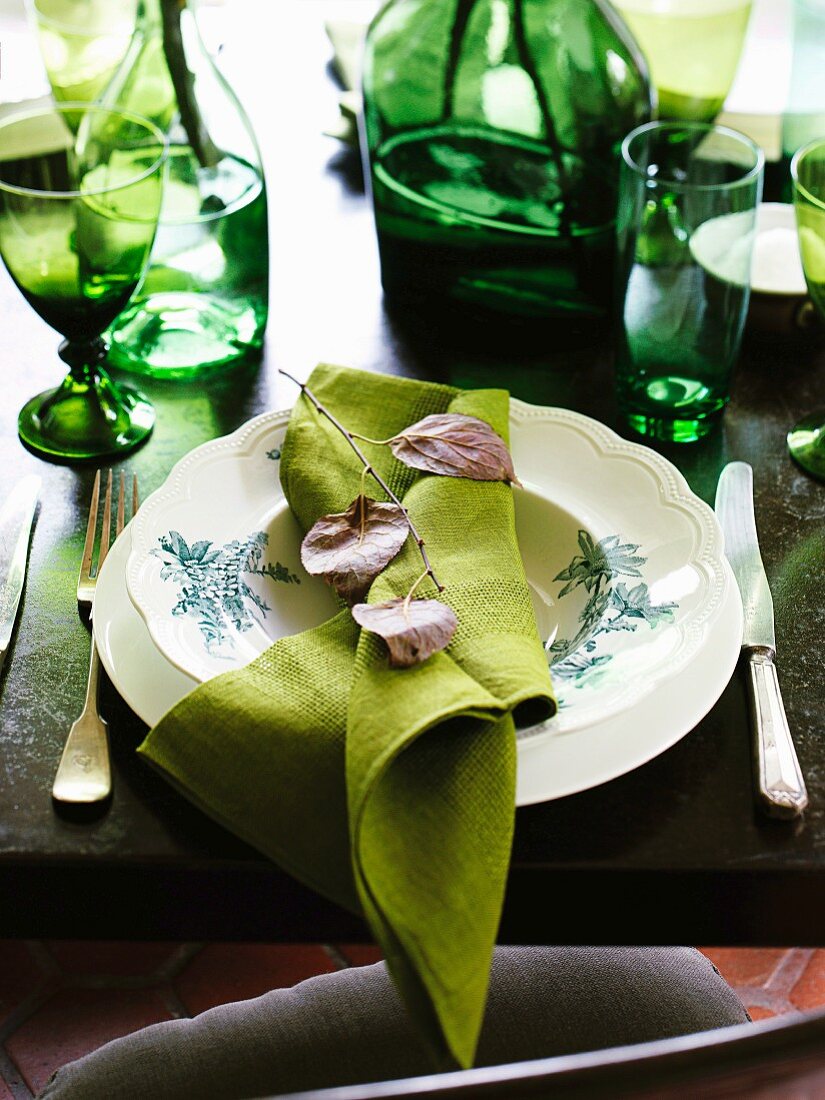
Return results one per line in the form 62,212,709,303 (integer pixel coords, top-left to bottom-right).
138,364,555,1069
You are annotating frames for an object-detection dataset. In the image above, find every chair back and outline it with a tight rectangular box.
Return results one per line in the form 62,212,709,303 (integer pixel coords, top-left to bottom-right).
272,1008,825,1099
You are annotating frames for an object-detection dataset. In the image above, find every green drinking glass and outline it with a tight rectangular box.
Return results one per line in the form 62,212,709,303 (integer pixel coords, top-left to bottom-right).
788,138,825,480
0,103,166,461
615,122,764,443
611,0,752,123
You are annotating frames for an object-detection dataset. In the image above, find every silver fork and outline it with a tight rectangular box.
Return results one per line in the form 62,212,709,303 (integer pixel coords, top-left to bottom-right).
52,469,139,804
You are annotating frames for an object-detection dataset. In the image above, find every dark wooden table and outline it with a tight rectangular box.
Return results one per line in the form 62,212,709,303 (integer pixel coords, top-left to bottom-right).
0,1,822,944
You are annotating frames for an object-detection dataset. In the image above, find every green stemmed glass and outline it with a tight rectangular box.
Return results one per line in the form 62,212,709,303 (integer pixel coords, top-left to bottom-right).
788,138,825,480
0,103,166,461
29,0,137,109
611,0,752,123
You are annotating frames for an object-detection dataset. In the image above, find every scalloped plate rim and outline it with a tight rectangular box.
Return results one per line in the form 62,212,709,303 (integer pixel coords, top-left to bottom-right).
125,400,729,734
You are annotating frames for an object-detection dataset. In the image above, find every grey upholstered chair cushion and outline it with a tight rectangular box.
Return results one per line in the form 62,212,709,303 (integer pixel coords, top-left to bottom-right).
38,946,749,1100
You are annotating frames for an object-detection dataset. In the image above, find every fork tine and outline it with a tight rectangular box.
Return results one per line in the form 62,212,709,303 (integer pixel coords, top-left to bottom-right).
78,470,101,592
97,469,113,574
132,474,139,518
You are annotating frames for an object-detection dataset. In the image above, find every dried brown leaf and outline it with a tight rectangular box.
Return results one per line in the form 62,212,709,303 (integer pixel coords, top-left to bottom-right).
388,413,519,484
301,496,409,605
352,597,458,667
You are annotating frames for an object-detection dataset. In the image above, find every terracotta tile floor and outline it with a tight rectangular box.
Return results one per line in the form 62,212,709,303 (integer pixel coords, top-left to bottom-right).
0,943,821,1097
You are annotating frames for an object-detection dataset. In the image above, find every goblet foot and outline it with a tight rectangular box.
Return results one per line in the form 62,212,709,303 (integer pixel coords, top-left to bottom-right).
18,336,155,461
18,369,154,462
787,411,825,481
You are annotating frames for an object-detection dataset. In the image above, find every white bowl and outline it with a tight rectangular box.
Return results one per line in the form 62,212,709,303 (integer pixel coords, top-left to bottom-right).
747,202,814,336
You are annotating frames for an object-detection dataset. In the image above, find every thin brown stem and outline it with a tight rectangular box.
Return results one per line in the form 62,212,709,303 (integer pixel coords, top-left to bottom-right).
357,468,368,543
279,370,444,593
403,568,431,613
350,431,394,446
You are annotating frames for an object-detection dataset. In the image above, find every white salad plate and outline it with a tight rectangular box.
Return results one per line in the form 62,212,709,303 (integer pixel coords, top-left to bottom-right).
124,401,731,737
95,524,741,805
94,399,743,804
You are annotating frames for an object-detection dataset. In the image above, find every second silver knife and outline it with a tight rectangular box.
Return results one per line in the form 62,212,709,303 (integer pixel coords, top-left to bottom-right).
0,476,40,678
715,461,808,819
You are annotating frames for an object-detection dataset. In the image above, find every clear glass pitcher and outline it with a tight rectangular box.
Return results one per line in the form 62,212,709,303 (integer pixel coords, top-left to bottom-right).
98,0,269,377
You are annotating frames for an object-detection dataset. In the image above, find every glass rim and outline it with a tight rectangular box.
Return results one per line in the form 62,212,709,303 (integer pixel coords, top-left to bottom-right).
790,138,825,213
621,120,765,192
0,102,168,200
27,0,136,38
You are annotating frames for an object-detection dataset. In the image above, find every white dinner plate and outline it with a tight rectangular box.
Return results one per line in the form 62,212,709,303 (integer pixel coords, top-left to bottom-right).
95,524,742,805
95,398,743,803
124,402,731,736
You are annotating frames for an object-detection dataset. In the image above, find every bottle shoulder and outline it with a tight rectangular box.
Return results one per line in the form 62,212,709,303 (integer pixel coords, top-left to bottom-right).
363,0,652,137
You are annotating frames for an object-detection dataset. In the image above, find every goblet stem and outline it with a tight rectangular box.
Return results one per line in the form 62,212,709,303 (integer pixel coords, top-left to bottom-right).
18,337,155,462
58,335,109,378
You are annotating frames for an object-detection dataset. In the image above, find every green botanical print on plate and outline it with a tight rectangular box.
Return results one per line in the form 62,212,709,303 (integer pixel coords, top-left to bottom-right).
151,530,300,654
549,530,677,688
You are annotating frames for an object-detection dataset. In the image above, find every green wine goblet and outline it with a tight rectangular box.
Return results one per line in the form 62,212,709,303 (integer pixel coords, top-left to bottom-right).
611,0,752,123
788,138,825,481
29,0,137,114
0,103,166,461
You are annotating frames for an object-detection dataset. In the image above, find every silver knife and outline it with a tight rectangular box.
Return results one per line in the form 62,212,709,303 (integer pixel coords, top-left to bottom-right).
715,462,808,819
0,476,40,676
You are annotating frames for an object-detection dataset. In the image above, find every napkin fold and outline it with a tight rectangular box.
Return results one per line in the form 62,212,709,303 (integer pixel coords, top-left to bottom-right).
138,365,555,1069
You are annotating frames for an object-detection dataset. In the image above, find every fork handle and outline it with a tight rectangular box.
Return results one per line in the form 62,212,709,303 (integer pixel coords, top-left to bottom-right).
52,642,112,803
746,648,808,820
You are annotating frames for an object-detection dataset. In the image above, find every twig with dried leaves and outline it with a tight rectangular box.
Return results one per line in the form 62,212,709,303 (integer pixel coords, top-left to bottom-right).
279,370,518,667
281,370,444,597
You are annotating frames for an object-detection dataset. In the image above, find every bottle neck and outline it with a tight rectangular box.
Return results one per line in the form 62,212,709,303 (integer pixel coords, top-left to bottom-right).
137,0,163,30
138,0,191,31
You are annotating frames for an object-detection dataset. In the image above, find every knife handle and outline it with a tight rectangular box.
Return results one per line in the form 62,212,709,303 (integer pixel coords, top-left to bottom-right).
746,648,808,820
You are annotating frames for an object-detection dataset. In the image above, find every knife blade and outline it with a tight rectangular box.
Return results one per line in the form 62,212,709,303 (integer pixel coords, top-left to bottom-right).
715,462,808,819
0,476,40,676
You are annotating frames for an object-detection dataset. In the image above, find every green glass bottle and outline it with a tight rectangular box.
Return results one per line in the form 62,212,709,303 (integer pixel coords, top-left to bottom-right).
100,0,268,376
361,0,653,329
